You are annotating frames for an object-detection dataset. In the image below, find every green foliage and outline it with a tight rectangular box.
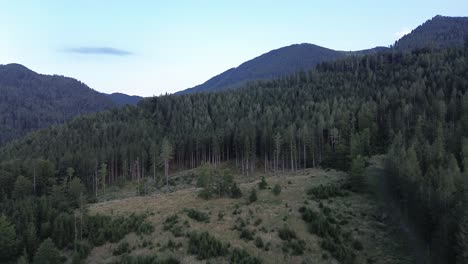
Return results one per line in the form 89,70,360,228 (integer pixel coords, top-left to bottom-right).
185,208,210,223
68,177,85,207
33,238,61,264
349,155,366,192
278,225,297,241
229,248,262,264
282,239,306,255
117,254,180,264
248,189,257,204
163,215,184,237
272,184,281,196
299,206,356,263
187,231,229,260
0,215,17,262
254,236,264,248
86,213,153,246
13,175,32,200
113,241,130,256
230,182,243,198
197,165,241,199
307,184,347,199
258,177,268,190
239,228,254,241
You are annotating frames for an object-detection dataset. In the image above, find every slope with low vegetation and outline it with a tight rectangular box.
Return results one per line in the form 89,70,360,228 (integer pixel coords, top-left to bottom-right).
85,166,413,264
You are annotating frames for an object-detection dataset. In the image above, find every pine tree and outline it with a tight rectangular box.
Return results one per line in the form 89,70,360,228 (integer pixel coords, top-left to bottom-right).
33,238,61,264
0,215,17,262
349,155,366,192
160,137,174,186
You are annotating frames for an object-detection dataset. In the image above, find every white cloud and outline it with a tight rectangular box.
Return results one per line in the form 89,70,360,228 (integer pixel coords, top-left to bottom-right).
394,27,412,39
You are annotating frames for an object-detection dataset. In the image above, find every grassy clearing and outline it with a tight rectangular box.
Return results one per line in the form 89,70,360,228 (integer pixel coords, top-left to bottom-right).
86,167,413,264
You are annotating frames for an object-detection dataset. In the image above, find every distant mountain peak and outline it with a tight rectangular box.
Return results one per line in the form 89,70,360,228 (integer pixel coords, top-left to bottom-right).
177,43,345,94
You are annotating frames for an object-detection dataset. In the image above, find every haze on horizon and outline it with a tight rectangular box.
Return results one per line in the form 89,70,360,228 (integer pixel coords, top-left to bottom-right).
0,0,466,97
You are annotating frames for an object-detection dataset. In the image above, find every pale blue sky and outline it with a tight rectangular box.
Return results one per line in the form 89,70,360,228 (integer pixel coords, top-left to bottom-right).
0,1,466,96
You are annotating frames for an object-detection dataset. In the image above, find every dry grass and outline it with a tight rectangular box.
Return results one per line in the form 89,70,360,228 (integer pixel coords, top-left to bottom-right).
86,168,412,264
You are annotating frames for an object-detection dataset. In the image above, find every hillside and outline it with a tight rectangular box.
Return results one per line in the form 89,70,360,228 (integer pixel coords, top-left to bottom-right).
106,93,142,106
0,64,145,145
84,167,413,263
394,15,468,50
177,43,346,94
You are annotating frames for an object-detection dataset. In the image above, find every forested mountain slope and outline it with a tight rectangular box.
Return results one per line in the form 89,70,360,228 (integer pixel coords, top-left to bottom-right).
394,15,468,50
2,46,468,263
105,92,142,106
178,16,468,95
0,64,116,145
177,43,346,94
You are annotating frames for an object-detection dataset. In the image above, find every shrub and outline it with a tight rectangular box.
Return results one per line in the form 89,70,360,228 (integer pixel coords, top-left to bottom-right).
282,239,306,255
272,184,281,196
249,189,257,204
320,238,355,264
240,228,254,241
230,183,243,198
349,155,366,192
307,184,347,199
185,209,210,223
258,177,268,190
86,213,153,246
254,236,264,248
229,248,262,264
113,241,130,256
163,215,184,237
188,231,229,260
278,225,297,241
117,254,180,264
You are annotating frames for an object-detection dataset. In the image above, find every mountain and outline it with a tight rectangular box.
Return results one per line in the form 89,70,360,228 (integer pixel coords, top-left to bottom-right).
177,16,468,95
394,15,468,50
106,93,142,106
0,63,116,145
177,43,346,94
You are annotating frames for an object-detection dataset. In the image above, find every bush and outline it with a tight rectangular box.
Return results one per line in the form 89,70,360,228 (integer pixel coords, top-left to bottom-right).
258,177,268,190
239,228,254,241
117,254,180,264
188,231,229,260
113,241,130,256
163,215,184,237
86,213,153,246
349,155,366,192
185,209,210,223
272,184,281,196
229,248,262,264
282,239,306,255
254,236,264,248
307,184,347,199
230,183,243,198
278,225,297,241
249,189,257,204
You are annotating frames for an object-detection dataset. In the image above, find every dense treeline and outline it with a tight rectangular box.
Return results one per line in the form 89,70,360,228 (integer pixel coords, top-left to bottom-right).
2,45,468,262
394,15,468,50
0,63,116,145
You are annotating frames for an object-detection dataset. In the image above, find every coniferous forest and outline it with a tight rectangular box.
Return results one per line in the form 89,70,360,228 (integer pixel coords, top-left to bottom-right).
1,43,468,263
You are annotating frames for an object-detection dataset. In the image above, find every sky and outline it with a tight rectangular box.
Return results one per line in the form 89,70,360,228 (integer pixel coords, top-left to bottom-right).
0,1,466,96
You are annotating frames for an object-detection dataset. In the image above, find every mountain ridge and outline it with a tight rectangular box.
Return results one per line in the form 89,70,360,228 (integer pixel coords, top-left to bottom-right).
177,15,468,95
